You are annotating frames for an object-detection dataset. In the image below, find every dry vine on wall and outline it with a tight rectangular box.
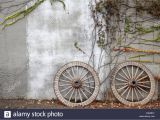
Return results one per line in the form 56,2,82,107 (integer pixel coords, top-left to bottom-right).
90,0,160,99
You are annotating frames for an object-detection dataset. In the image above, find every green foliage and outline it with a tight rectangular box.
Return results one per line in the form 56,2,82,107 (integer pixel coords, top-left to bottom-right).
136,24,160,35
136,26,153,35
0,0,65,29
74,42,85,54
94,0,160,65
130,60,155,64
143,37,160,42
124,17,130,33
50,0,65,10
97,32,105,49
129,54,148,59
0,0,45,29
116,35,122,45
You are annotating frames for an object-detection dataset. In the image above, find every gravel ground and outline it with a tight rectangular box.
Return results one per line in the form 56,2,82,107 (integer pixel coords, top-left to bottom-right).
0,99,160,109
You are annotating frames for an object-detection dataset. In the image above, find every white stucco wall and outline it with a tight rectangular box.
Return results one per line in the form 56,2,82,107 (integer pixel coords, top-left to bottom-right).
27,0,104,99
0,0,159,100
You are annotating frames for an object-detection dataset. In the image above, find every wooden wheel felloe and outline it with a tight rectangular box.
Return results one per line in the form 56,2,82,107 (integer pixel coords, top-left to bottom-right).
111,62,155,106
54,61,100,107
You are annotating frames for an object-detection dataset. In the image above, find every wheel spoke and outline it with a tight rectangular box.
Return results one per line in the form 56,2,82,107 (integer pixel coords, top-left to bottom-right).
121,68,130,80
82,87,92,94
59,83,71,87
131,65,134,79
131,88,134,102
134,88,139,101
115,83,128,86
62,73,72,81
138,84,150,89
80,88,88,99
118,73,128,81
60,79,71,83
126,88,131,100
135,70,144,80
117,84,128,91
135,87,144,97
83,85,95,89
137,85,148,94
82,75,93,82
75,89,77,103
83,81,95,84
138,81,150,84
126,66,131,79
76,66,79,76
66,69,73,79
116,77,128,83
137,75,148,82
69,89,75,101
121,86,129,96
78,89,83,102
61,86,72,92
64,87,73,97
80,71,89,80
80,68,85,77
72,67,75,78
133,67,139,79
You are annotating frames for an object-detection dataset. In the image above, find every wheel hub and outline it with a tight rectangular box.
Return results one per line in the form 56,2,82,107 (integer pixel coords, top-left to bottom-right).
129,80,137,87
72,79,82,89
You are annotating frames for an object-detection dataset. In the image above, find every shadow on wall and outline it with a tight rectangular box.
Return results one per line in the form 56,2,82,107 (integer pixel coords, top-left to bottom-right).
0,12,28,99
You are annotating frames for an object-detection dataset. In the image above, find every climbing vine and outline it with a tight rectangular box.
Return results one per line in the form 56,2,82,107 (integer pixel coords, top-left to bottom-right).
89,0,160,98
0,0,65,29
91,0,160,67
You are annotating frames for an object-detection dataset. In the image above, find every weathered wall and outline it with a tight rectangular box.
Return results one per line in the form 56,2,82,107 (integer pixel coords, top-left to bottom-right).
0,0,106,100
26,0,104,99
0,12,28,98
0,0,159,101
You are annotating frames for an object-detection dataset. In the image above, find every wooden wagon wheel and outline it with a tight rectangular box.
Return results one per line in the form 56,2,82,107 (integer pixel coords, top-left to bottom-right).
54,61,100,107
111,62,155,106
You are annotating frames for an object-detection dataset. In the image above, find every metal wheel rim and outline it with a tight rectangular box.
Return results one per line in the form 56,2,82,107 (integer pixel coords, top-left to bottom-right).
54,61,100,107
111,62,155,106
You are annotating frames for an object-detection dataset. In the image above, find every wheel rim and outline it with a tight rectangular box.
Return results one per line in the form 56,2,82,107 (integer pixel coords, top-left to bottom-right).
54,61,100,107
111,62,155,106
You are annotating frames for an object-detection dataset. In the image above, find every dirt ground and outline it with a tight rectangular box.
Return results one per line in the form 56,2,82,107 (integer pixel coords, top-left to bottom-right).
0,99,160,109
